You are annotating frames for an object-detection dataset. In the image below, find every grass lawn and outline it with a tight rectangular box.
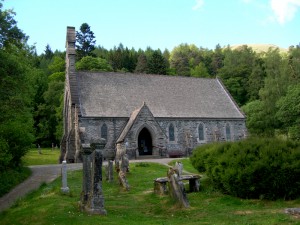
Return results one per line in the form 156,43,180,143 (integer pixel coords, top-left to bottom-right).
1,161,300,224
22,148,60,166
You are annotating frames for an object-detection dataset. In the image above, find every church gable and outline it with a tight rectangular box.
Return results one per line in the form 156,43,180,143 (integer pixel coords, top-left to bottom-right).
116,102,167,158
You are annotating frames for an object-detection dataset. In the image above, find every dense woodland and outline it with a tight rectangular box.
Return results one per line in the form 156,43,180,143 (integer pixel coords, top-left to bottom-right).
1,2,300,171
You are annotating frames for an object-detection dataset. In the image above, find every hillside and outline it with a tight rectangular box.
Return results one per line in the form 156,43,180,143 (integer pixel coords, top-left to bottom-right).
230,44,288,54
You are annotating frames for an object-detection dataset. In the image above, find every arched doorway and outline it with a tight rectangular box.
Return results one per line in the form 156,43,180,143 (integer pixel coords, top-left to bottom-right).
138,128,153,155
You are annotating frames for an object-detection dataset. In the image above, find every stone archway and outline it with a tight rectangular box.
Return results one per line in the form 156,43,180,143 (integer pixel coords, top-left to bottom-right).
138,127,153,155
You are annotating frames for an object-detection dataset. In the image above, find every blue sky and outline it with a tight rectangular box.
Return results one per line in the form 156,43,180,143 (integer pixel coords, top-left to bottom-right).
3,0,300,54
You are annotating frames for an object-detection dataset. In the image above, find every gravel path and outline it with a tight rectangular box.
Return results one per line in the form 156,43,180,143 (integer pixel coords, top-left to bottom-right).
0,158,176,212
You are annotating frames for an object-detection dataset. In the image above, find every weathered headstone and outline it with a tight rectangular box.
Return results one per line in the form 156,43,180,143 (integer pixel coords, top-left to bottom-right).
120,154,129,173
174,161,183,177
37,144,41,154
61,160,70,193
80,139,107,215
105,160,114,182
118,154,130,191
167,168,190,208
80,143,92,205
85,148,107,215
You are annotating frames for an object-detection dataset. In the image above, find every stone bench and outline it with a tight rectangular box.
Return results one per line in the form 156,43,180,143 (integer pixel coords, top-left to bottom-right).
154,174,201,195
154,177,169,195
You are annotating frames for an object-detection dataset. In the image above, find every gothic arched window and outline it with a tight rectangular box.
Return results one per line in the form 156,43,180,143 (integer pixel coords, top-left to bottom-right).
198,123,205,141
169,124,175,142
101,123,108,141
225,123,231,141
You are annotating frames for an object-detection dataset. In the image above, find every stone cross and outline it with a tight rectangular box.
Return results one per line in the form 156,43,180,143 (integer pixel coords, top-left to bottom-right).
61,160,70,193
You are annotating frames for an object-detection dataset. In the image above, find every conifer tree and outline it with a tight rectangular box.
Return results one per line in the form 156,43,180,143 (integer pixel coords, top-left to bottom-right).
76,23,96,60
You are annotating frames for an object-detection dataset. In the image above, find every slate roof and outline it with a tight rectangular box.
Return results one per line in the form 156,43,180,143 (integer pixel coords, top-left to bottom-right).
76,72,245,119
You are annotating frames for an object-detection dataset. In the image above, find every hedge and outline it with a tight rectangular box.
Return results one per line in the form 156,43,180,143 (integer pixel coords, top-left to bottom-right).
190,138,300,200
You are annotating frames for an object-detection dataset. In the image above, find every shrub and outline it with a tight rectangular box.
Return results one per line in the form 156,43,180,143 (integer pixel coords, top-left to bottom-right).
0,167,31,197
190,142,221,172
191,138,300,200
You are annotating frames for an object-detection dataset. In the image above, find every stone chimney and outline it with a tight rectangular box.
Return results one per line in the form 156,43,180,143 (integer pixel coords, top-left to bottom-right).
65,26,79,106
66,26,76,73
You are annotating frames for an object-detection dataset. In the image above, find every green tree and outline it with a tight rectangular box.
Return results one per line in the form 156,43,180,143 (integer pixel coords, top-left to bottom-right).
191,62,210,78
218,45,257,105
258,49,291,136
170,44,201,76
48,56,65,73
147,50,167,75
246,58,265,101
242,100,274,136
276,84,300,140
94,45,109,59
76,23,96,60
76,56,113,71
44,44,53,60
0,2,27,49
135,52,148,73
108,43,137,72
37,80,64,145
210,44,224,75
288,46,300,81
0,3,35,168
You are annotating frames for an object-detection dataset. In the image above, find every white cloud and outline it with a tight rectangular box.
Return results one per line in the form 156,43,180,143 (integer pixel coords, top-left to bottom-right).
192,0,204,11
271,0,300,24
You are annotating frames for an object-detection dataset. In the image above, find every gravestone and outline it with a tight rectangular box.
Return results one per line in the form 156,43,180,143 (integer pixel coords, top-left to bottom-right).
105,160,114,182
61,160,70,193
118,154,130,191
167,168,190,208
80,139,107,215
174,161,183,176
80,143,92,205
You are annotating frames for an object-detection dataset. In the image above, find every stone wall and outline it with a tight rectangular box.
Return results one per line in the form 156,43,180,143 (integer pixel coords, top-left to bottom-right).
78,116,247,160
157,118,247,156
79,118,128,159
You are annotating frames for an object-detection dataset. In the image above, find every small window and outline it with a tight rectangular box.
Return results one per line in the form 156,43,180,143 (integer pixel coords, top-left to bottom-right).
169,124,175,141
101,123,108,141
226,124,231,141
198,123,204,141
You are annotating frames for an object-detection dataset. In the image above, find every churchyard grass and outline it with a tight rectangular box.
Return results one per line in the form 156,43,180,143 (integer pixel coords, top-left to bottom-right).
22,148,60,166
168,158,199,174
0,162,299,224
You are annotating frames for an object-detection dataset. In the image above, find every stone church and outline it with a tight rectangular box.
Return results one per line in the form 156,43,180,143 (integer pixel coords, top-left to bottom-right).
60,26,247,163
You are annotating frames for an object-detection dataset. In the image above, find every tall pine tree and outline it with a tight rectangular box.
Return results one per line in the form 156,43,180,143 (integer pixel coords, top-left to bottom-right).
76,23,96,60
